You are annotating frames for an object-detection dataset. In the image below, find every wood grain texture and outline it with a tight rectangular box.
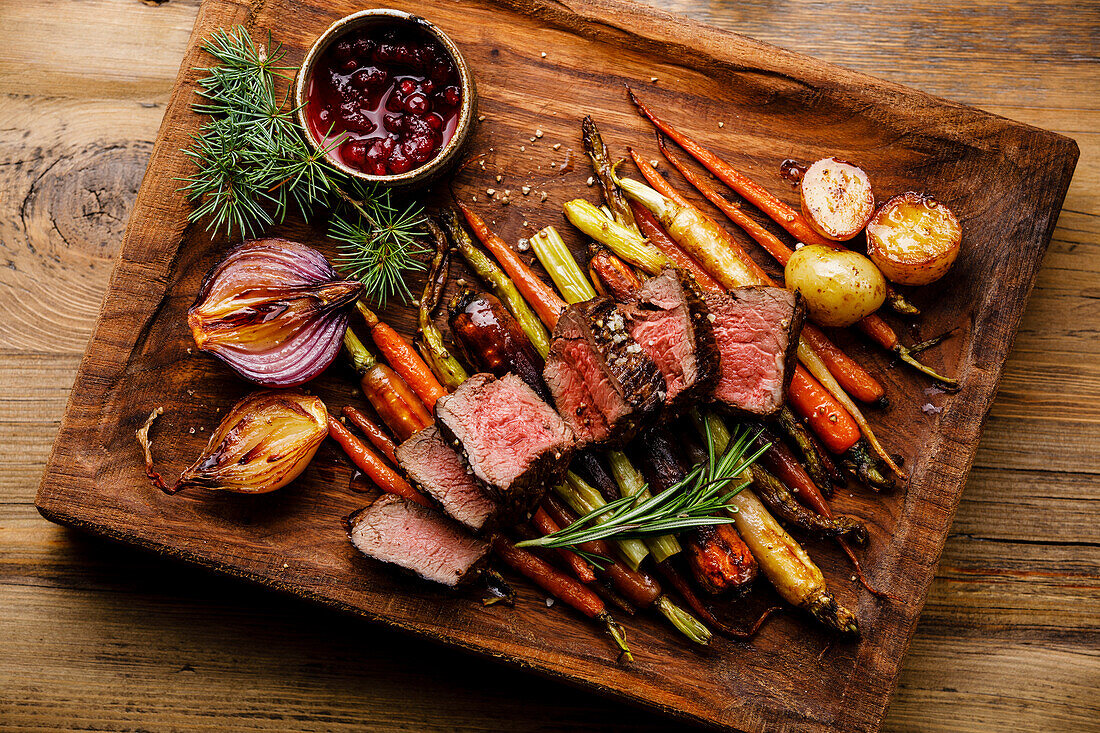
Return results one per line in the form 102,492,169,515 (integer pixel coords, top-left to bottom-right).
2,0,1097,732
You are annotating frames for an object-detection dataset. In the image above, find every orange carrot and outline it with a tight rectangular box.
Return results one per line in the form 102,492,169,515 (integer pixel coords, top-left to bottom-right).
788,366,861,454
327,415,429,506
629,88,832,246
341,406,399,465
799,325,886,405
357,303,447,409
459,203,566,329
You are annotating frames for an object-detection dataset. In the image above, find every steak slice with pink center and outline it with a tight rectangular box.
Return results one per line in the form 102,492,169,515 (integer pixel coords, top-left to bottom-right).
544,298,667,447
347,494,489,587
396,425,499,532
620,268,719,415
435,373,574,514
703,286,804,416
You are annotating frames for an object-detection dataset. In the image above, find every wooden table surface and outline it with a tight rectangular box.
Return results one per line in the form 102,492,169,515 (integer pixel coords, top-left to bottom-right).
1,1,1096,730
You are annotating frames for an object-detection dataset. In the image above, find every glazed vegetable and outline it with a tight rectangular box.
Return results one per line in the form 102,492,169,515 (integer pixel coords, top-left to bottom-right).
327,415,429,506
440,208,551,358
695,411,859,635
491,535,633,661
785,245,887,328
529,226,599,304
866,192,962,286
458,203,566,329
757,432,888,597
617,178,767,288
341,406,399,466
141,390,328,495
775,406,843,494
750,464,867,543
188,239,363,386
629,199,723,292
588,243,643,301
799,158,876,241
686,523,760,594
449,290,550,401
652,140,951,387
582,115,638,231
563,199,669,275
786,367,862,454
357,301,447,410
417,219,469,391
798,325,886,406
343,327,432,442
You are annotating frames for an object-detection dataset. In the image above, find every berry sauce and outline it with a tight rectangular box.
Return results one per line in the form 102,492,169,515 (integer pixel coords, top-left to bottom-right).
305,23,462,176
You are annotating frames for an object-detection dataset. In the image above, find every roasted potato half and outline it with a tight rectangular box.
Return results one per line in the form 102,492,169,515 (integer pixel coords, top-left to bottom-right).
866,192,961,286
799,157,875,241
785,245,886,328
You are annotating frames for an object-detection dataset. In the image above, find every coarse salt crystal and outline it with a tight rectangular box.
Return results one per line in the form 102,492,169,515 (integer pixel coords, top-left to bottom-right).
535,130,543,138
552,143,561,150
586,176,595,186
921,403,943,415
545,597,555,607
522,186,531,195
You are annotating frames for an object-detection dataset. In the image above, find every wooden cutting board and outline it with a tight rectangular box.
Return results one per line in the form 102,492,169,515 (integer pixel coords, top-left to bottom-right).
35,0,1078,731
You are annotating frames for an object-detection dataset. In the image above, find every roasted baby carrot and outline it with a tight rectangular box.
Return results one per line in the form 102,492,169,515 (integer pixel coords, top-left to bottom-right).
327,415,429,506
341,406,399,466
459,203,566,329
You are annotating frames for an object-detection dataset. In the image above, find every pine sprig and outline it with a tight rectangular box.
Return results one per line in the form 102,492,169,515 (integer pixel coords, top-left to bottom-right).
178,25,427,304
517,424,769,552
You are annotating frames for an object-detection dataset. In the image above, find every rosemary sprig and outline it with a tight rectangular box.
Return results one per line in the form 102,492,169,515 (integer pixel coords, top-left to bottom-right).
179,25,427,305
518,424,769,552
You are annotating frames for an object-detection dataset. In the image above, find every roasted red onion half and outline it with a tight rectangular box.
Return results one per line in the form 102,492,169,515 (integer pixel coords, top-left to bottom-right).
189,239,363,387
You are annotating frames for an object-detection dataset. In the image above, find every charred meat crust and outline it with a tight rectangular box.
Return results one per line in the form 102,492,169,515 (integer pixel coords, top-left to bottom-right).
622,268,721,416
544,298,666,446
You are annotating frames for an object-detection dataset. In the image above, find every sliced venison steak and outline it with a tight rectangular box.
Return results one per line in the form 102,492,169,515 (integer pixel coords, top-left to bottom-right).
347,494,489,587
703,286,804,416
619,268,719,415
435,373,574,514
544,298,667,446
395,425,499,532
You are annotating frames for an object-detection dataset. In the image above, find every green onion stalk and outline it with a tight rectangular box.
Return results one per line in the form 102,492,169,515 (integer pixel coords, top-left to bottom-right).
529,226,598,305
417,219,469,390
554,471,650,571
606,450,681,563
563,199,668,276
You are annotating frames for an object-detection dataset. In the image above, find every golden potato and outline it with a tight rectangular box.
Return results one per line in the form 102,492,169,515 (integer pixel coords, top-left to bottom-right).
866,192,961,286
799,157,875,241
785,245,886,327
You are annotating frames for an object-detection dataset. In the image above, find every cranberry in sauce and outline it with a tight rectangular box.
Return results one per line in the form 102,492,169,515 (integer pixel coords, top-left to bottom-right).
306,23,462,176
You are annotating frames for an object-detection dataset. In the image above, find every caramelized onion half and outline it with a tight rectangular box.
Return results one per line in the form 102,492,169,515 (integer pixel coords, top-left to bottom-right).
189,238,363,387
161,390,328,495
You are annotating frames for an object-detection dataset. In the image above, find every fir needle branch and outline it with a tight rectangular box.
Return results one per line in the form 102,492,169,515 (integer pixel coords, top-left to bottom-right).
178,25,426,303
